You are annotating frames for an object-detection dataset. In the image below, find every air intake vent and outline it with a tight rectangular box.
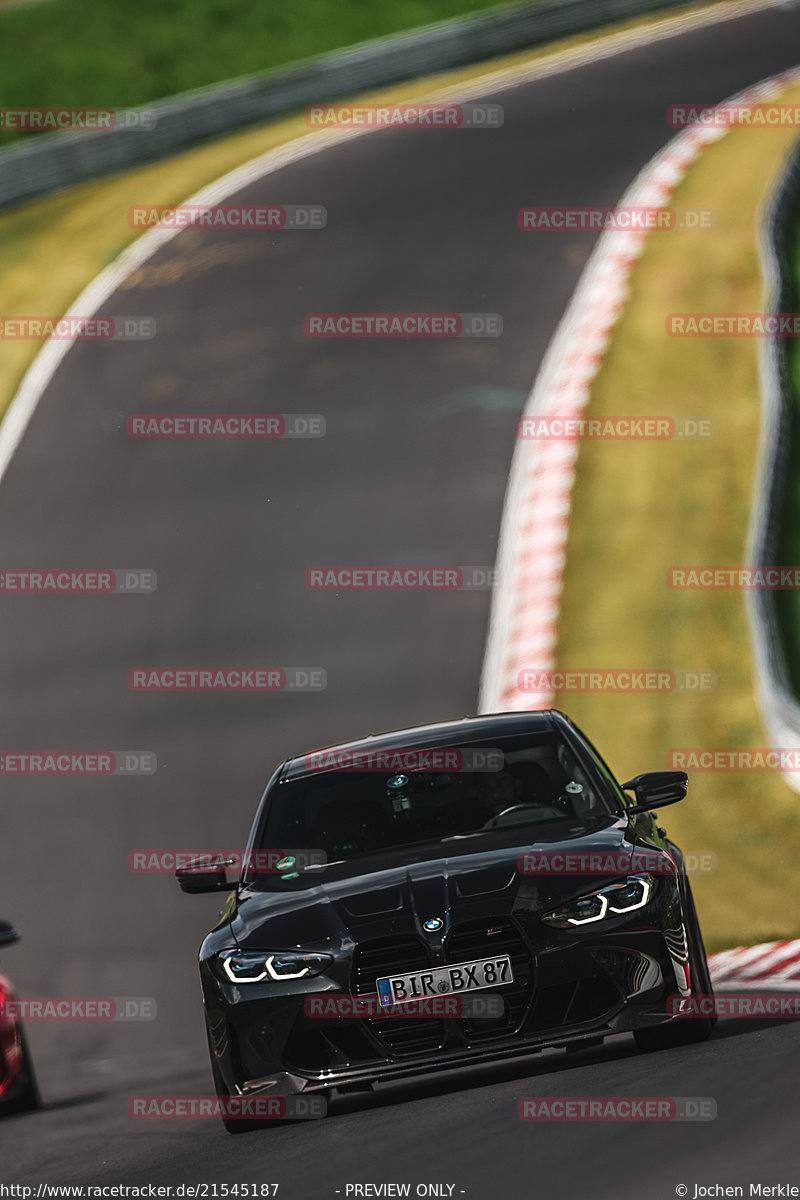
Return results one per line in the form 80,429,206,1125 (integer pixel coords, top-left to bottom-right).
445,919,533,1038
352,936,444,1057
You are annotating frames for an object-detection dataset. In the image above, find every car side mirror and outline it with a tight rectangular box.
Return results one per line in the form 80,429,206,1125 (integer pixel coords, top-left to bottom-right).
0,920,20,948
176,856,233,894
621,770,688,813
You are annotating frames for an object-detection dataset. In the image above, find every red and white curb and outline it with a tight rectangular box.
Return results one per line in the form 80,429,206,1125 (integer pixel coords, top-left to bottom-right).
709,940,800,990
477,66,800,979
478,66,800,715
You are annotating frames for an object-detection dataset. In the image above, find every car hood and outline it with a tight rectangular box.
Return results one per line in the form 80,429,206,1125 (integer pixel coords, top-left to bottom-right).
229,820,661,950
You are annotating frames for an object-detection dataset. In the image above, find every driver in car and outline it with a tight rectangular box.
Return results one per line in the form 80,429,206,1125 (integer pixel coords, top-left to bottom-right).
475,769,525,824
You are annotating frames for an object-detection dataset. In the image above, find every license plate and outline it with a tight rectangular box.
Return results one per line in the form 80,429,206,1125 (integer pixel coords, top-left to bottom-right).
376,955,513,1007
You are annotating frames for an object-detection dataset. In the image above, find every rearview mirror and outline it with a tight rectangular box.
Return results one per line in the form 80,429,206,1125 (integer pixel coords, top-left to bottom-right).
0,920,20,948
176,856,234,894
621,770,688,813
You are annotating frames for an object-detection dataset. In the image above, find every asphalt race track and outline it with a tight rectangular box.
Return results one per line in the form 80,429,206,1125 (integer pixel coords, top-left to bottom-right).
2,2,800,1189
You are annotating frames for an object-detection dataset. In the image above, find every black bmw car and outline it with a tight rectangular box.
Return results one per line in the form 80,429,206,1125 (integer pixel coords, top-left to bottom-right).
178,710,714,1131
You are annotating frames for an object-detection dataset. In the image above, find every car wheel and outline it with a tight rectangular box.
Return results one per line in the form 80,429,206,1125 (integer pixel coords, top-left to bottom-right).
634,881,714,1052
2,1030,41,1116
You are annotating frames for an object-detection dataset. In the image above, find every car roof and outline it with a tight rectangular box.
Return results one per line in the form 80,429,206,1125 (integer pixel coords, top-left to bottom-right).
280,709,570,781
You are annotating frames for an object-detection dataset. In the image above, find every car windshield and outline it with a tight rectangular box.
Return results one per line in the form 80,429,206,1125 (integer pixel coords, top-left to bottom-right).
253,732,612,869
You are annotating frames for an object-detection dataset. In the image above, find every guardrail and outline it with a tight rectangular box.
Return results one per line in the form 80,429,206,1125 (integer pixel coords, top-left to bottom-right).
0,0,709,211
747,134,800,792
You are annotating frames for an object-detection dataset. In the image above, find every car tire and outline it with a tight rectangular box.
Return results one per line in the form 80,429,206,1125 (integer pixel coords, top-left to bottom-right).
2,1030,41,1115
634,881,714,1053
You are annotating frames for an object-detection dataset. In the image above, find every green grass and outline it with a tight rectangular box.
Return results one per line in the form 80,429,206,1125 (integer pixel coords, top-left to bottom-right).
0,1,726,423
551,93,800,952
0,0,523,146
773,216,800,693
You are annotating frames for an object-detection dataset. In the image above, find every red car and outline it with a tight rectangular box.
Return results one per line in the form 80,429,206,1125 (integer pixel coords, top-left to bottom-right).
0,921,40,1116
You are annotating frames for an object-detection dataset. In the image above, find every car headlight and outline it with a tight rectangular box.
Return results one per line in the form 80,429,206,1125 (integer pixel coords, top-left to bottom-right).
217,950,332,983
542,875,653,928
